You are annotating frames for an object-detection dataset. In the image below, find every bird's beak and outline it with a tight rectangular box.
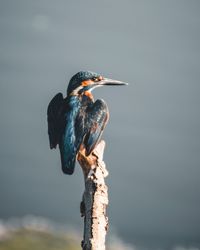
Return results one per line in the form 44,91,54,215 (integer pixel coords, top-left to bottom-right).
98,78,128,86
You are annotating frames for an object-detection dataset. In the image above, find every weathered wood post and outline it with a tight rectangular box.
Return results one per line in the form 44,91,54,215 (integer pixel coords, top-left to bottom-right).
77,140,109,250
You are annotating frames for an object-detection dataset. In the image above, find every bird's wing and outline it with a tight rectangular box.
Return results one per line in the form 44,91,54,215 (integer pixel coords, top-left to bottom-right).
59,97,84,175
47,93,65,149
84,99,109,156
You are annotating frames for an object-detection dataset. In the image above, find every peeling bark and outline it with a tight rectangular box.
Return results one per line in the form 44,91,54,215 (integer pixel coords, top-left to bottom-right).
78,140,109,250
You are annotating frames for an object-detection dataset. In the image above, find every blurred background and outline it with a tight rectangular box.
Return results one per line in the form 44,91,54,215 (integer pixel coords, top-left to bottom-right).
0,0,200,249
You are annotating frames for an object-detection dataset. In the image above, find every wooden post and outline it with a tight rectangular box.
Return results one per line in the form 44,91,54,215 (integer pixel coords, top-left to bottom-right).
77,140,109,250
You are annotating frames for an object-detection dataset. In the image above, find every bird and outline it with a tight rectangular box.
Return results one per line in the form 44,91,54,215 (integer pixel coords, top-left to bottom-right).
47,71,127,175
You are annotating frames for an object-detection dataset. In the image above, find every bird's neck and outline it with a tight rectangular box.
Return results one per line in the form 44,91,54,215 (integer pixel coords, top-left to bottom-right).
82,91,94,101
68,91,94,103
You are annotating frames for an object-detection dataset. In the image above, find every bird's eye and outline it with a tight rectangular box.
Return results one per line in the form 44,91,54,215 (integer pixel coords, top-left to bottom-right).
92,77,99,82
92,77,103,82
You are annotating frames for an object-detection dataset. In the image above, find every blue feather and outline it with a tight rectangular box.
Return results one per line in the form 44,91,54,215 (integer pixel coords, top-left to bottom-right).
59,96,81,175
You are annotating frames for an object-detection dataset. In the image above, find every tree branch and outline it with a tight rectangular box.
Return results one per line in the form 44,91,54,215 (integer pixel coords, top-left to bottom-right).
78,140,109,250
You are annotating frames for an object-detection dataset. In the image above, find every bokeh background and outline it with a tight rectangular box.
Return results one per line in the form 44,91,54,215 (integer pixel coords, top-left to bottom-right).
0,1,200,249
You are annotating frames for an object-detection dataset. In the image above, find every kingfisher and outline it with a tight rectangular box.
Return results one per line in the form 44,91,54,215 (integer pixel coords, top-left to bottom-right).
47,71,127,175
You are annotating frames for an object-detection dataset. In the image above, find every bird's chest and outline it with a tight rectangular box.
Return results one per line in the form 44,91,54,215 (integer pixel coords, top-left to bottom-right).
77,96,93,125
66,95,93,134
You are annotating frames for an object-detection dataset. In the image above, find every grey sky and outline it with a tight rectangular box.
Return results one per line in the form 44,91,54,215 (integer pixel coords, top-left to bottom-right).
0,0,200,249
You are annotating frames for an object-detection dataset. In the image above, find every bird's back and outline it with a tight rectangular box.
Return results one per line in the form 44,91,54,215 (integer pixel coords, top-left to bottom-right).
59,95,93,174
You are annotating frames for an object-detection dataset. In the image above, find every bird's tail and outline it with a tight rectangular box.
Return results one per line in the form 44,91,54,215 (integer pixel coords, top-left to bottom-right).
59,143,76,175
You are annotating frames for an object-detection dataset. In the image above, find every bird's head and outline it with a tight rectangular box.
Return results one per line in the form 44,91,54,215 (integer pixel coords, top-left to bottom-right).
67,71,128,97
